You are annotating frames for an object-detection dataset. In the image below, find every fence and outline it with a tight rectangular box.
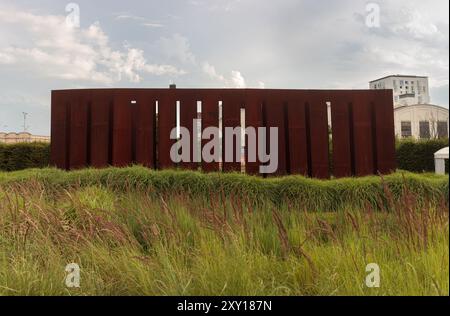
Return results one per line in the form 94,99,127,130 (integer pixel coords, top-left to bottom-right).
51,88,396,178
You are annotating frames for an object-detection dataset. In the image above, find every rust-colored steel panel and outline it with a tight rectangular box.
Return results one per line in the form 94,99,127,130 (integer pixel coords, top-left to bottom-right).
307,92,330,179
50,90,70,170
90,90,113,168
112,90,134,167
50,88,396,176
264,90,288,176
201,90,220,172
179,90,198,170
158,89,177,169
351,91,374,176
222,90,243,172
244,90,264,175
134,90,156,168
373,90,396,174
286,90,308,176
330,92,353,177
69,90,90,169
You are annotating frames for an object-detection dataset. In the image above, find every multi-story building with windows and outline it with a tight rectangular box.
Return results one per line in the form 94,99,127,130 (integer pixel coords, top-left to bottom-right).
369,75,430,107
370,75,448,139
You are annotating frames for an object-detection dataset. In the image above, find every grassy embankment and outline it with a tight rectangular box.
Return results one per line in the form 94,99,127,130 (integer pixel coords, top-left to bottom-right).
0,167,448,295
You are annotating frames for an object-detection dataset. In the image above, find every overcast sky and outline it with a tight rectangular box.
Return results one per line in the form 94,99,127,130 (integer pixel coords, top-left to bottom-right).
0,0,448,135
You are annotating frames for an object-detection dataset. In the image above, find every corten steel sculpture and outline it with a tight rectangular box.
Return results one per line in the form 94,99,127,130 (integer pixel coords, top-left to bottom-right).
51,88,396,178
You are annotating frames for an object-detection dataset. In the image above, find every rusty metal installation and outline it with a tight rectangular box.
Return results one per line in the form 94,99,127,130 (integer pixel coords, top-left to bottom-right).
51,88,396,178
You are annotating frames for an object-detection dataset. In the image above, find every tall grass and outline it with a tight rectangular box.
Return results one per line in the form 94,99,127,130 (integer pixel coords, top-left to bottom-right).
0,176,448,296
0,166,448,211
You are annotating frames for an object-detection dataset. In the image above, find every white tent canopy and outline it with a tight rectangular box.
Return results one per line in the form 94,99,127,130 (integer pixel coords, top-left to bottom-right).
434,147,449,174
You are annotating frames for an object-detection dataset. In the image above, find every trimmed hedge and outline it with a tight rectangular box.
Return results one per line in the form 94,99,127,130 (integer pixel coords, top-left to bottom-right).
0,142,50,171
396,138,449,173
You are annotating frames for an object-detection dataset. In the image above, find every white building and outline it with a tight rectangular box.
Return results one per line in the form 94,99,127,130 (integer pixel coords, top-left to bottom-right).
0,132,50,144
370,75,430,107
394,104,448,139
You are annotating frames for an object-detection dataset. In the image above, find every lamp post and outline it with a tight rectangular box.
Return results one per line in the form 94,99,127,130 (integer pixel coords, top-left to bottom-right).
22,112,28,132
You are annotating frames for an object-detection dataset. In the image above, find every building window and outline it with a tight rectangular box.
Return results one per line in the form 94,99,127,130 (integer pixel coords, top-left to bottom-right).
437,121,448,139
401,121,412,138
400,80,404,85
419,121,430,139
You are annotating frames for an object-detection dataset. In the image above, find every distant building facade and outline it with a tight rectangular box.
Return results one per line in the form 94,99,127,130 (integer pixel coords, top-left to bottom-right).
0,132,50,144
370,75,430,107
394,104,449,139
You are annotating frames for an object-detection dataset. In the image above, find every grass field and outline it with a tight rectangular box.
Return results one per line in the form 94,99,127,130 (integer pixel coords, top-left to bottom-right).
0,167,448,295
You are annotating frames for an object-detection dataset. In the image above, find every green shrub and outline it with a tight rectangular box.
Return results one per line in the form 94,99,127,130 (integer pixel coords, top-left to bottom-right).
396,138,449,173
0,142,50,171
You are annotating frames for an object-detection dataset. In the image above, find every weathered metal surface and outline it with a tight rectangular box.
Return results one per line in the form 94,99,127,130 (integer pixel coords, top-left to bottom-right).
263,90,287,176
51,88,395,179
221,90,243,172
179,90,198,170
373,89,396,174
286,90,308,176
201,90,220,172
244,90,263,175
112,90,134,167
69,90,90,169
351,91,375,176
50,90,71,170
134,90,156,168
330,91,353,177
307,91,329,179
90,89,112,168
158,89,177,169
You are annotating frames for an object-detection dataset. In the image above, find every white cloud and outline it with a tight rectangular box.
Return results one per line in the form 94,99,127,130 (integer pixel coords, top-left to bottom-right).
230,70,246,88
0,8,183,84
202,62,226,82
356,6,449,88
0,51,16,64
142,23,164,28
347,3,449,87
188,0,242,12
115,14,146,21
159,34,197,64
114,14,164,28
202,62,246,88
